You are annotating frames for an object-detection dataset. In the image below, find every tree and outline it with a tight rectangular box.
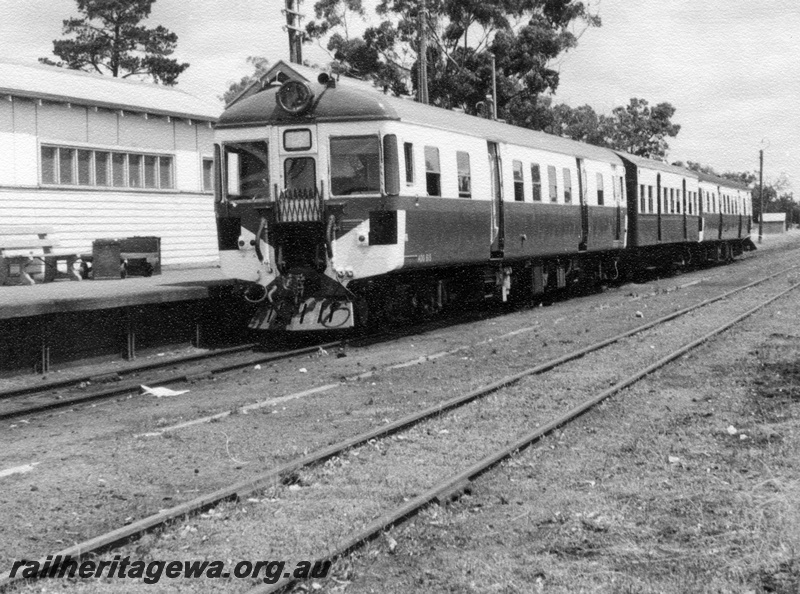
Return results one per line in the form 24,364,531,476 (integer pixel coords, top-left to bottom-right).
305,0,600,108
597,98,680,159
40,0,189,86
221,56,271,105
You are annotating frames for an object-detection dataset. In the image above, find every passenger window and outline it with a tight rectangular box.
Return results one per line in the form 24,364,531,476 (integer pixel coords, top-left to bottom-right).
456,151,471,198
563,168,572,204
225,141,270,199
424,146,441,196
513,160,524,202
596,173,604,206
284,156,316,191
283,129,312,151
404,142,414,184
531,164,542,201
548,165,558,202
330,136,380,195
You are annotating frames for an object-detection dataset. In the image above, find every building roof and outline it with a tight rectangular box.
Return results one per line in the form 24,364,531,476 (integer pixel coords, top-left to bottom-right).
762,212,786,222
221,60,623,166
0,60,221,121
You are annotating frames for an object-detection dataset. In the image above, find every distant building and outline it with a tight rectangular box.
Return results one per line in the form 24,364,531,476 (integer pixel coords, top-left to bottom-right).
0,61,222,268
760,212,786,234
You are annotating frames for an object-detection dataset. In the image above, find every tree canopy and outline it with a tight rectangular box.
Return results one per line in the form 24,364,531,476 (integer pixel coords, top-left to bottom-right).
305,0,600,110
220,56,271,105
40,0,189,86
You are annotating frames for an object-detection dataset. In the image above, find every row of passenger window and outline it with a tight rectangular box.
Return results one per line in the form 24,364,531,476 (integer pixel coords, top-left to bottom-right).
406,142,612,205
638,184,745,215
638,185,698,215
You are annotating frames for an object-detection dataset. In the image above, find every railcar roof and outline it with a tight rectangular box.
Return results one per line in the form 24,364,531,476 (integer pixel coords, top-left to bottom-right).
696,171,751,191
218,76,624,166
615,152,700,179
0,60,220,121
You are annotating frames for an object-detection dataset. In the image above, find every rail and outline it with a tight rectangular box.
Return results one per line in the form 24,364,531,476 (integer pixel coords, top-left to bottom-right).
3,264,797,591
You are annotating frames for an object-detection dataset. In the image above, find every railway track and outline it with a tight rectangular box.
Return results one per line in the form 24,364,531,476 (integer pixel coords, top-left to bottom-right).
0,340,346,421
2,263,798,592
250,275,800,594
0,246,773,423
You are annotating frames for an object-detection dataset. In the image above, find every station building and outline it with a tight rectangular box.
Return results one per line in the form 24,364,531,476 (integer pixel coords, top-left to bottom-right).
0,60,222,268
760,212,786,234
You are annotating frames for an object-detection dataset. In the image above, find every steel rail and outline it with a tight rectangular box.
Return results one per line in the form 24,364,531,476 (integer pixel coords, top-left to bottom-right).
1,266,795,591
0,340,343,421
248,279,800,594
0,343,259,401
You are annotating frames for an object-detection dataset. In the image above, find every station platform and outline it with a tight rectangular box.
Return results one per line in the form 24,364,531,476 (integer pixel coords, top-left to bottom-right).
0,267,233,321
0,268,246,375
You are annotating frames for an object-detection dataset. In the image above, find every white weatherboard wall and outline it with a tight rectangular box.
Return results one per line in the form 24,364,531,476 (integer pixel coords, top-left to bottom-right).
0,94,219,267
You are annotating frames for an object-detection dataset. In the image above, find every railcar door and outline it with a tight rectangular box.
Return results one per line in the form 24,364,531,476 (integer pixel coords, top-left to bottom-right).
576,158,589,251
682,179,688,240
488,141,505,258
656,174,663,242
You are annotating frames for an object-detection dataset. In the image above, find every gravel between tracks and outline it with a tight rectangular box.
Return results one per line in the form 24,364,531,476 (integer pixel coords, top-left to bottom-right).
2,232,799,593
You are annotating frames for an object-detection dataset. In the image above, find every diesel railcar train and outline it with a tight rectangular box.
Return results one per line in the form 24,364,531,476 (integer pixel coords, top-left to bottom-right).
214,71,753,331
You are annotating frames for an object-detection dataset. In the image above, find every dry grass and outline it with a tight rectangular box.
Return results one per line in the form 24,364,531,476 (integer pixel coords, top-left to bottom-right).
332,304,800,594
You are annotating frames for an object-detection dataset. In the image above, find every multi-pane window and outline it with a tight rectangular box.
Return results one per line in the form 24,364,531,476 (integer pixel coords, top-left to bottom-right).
404,142,414,184
456,151,471,198
531,164,542,201
202,158,215,193
41,147,57,184
77,150,92,186
597,173,604,206
112,153,126,187
159,157,173,190
92,152,107,187
548,165,558,202
128,154,143,188
648,186,654,212
40,144,175,190
563,168,572,204
59,148,75,185
144,156,158,188
513,160,524,202
424,146,441,197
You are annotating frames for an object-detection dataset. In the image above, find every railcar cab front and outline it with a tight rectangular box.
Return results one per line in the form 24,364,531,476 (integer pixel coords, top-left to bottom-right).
213,77,403,330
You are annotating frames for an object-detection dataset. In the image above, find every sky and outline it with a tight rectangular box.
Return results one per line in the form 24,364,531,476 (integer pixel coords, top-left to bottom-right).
1,0,797,192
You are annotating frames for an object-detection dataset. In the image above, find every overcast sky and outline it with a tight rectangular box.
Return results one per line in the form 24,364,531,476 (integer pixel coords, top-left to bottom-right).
1,0,796,191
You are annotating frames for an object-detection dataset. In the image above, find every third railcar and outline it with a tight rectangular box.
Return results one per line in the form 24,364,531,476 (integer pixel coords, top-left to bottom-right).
214,65,753,331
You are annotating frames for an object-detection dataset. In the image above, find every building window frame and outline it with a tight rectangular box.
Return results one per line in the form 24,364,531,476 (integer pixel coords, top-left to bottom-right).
40,143,176,191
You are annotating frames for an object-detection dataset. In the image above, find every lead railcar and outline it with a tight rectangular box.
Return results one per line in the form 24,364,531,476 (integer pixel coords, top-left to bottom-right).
214,69,632,331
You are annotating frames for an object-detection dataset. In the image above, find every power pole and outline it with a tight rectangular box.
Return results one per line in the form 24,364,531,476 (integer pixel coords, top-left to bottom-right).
417,0,428,104
758,148,764,244
284,0,304,64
